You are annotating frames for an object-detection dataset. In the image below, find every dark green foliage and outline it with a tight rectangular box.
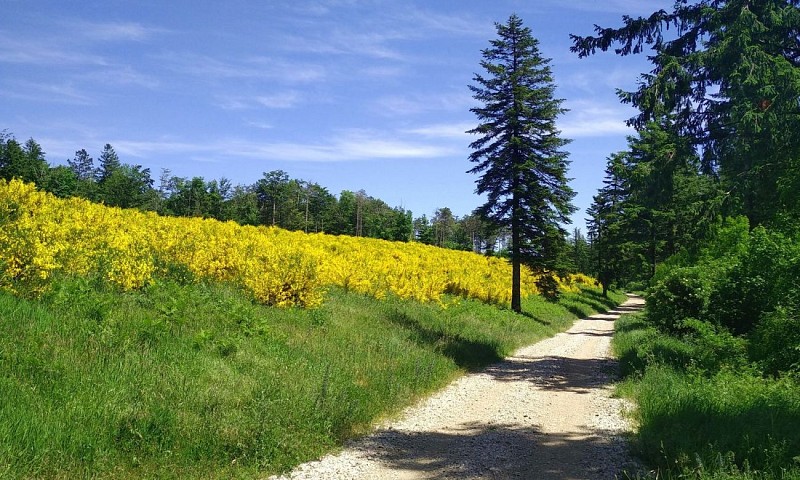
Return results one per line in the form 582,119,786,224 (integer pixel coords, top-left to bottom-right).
647,267,710,334
468,14,576,311
535,272,560,302
750,307,800,375
587,122,723,292
575,3,800,477
707,227,800,334
95,143,121,183
613,220,800,478
0,133,49,186
43,165,78,198
614,315,799,479
572,0,800,227
646,220,800,347
100,164,156,210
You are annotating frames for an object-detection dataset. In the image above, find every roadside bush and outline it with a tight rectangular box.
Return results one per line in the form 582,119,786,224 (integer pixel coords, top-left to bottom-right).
707,227,800,335
613,313,696,377
646,267,711,334
750,307,800,376
680,318,748,372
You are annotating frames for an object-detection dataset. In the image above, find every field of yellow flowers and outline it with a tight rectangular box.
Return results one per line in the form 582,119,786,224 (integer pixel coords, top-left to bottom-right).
0,179,596,307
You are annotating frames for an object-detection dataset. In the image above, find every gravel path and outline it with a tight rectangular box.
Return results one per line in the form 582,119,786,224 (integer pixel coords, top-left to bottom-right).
269,295,645,480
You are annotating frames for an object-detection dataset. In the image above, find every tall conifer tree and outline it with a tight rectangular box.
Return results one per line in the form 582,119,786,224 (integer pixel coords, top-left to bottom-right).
571,0,800,226
468,14,575,312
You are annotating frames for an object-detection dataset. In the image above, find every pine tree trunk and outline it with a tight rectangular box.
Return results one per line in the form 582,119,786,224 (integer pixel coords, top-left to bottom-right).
511,196,522,313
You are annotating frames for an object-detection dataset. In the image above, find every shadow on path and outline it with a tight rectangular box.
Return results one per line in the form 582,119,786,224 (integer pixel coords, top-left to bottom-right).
482,356,618,394
355,422,637,480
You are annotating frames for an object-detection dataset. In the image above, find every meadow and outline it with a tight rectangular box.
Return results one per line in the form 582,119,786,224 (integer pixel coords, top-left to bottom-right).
0,179,623,478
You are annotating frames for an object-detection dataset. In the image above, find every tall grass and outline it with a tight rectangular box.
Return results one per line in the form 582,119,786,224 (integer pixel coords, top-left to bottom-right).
614,314,800,480
0,277,623,479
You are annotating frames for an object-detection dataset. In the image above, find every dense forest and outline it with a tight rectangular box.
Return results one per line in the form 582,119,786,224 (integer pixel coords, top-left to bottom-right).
572,1,800,477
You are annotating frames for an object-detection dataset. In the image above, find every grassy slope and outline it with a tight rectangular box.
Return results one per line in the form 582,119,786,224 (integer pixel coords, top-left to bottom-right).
0,278,625,479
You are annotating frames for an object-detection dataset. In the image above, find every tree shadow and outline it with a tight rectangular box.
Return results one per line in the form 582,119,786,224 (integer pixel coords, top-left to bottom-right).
562,330,614,337
347,422,642,479
609,304,645,314
482,355,619,394
576,288,622,309
385,309,502,371
564,304,593,319
520,311,551,325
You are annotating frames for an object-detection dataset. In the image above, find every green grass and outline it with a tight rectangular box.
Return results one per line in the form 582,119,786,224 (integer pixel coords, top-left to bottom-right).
613,314,800,480
0,278,623,479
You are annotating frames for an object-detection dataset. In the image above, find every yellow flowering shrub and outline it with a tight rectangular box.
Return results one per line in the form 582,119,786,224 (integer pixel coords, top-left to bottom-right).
0,179,598,307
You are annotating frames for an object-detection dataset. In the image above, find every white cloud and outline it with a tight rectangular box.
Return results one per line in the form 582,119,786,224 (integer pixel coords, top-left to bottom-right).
0,33,108,66
246,121,274,130
76,21,165,42
256,91,301,109
103,129,456,163
539,0,669,15
280,30,408,60
403,122,474,140
399,8,492,38
1,80,95,105
216,91,302,110
160,53,326,84
375,91,473,116
559,100,634,137
80,66,160,89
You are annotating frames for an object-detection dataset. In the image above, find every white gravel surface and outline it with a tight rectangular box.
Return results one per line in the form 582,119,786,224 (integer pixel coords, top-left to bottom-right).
268,296,645,480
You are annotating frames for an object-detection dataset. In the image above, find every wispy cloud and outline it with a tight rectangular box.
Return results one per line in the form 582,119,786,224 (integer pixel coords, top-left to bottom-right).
0,33,108,66
107,129,456,163
160,53,326,83
539,0,666,15
403,122,474,140
559,100,634,137
280,30,408,60
399,8,492,37
79,66,160,89
217,91,302,110
75,21,165,42
1,80,95,105
375,91,473,116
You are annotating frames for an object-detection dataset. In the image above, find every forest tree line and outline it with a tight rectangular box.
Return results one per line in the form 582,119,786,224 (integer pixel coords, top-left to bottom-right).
0,131,548,258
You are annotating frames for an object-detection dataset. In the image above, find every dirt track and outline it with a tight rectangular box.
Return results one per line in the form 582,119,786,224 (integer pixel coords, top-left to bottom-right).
270,295,645,480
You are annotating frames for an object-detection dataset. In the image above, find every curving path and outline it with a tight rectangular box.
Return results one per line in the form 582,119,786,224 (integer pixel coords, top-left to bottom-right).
269,295,645,480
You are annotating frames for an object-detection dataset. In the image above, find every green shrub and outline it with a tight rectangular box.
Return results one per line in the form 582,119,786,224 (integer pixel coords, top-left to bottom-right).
646,267,711,334
680,318,749,372
707,227,800,335
613,313,696,376
750,307,800,376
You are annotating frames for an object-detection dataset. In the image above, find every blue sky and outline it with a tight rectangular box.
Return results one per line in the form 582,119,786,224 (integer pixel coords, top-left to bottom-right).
2,0,671,229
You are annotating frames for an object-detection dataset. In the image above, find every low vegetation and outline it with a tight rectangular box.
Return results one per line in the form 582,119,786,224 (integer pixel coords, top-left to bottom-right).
0,276,623,478
0,179,594,308
0,172,623,479
613,218,800,480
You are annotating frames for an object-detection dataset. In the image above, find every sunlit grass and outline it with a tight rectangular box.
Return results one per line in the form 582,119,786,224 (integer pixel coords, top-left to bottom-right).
0,278,620,478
